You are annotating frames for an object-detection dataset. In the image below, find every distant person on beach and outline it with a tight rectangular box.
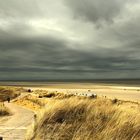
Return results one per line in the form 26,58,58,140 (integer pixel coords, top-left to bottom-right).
7,97,10,103
28,89,32,93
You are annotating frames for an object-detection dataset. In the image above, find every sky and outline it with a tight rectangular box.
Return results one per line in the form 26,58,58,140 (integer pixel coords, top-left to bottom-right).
0,0,140,80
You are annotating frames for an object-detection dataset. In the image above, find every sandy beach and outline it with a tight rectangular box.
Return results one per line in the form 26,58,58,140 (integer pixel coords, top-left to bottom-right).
1,81,140,102
23,83,140,102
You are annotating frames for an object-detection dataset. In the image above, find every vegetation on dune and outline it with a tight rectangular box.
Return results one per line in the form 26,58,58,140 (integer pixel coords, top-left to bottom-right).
14,90,74,111
0,86,24,116
0,103,10,116
0,87,139,139
14,95,45,111
0,86,22,102
26,92,140,140
33,90,74,99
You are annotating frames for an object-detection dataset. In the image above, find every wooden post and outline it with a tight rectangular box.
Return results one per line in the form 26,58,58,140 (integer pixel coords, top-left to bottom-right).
0,136,3,140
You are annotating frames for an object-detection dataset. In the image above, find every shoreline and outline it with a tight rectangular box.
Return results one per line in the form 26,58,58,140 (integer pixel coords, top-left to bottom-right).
0,81,140,88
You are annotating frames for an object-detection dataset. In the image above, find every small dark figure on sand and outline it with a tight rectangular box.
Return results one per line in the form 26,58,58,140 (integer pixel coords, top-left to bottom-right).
7,97,10,103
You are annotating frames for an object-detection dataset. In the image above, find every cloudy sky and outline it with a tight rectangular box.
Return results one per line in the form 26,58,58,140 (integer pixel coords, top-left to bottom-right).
0,0,140,80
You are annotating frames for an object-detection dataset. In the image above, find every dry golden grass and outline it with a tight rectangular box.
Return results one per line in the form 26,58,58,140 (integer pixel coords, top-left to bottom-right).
14,95,45,111
14,90,73,112
0,102,10,116
33,90,74,99
25,91,140,140
0,86,24,116
0,86,22,101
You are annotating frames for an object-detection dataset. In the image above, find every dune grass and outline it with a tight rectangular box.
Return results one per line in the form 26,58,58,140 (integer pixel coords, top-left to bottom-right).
14,90,73,111
26,92,140,140
33,90,74,99
0,102,10,116
14,95,45,111
0,86,23,116
0,86,22,102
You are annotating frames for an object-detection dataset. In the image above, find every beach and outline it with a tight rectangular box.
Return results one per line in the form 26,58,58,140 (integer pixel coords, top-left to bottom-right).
22,82,140,102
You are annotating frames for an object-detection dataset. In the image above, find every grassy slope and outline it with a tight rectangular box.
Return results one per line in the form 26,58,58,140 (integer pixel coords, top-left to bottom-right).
0,86,22,101
14,90,74,111
0,103,10,116
25,91,140,140
14,95,45,111
0,86,23,116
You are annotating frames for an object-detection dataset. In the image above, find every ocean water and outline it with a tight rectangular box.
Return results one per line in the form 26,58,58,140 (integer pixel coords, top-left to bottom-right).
0,79,140,87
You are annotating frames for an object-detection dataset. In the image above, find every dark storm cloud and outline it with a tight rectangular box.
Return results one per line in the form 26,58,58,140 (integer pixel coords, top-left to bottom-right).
0,0,140,80
64,0,128,24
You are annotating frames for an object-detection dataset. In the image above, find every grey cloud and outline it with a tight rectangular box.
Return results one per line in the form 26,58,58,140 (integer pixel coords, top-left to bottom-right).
0,0,140,80
0,0,66,20
0,33,139,71
0,0,43,18
0,24,140,79
64,0,128,24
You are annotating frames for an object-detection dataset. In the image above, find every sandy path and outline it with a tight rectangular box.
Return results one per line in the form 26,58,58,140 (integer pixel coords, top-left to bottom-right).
0,94,34,140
